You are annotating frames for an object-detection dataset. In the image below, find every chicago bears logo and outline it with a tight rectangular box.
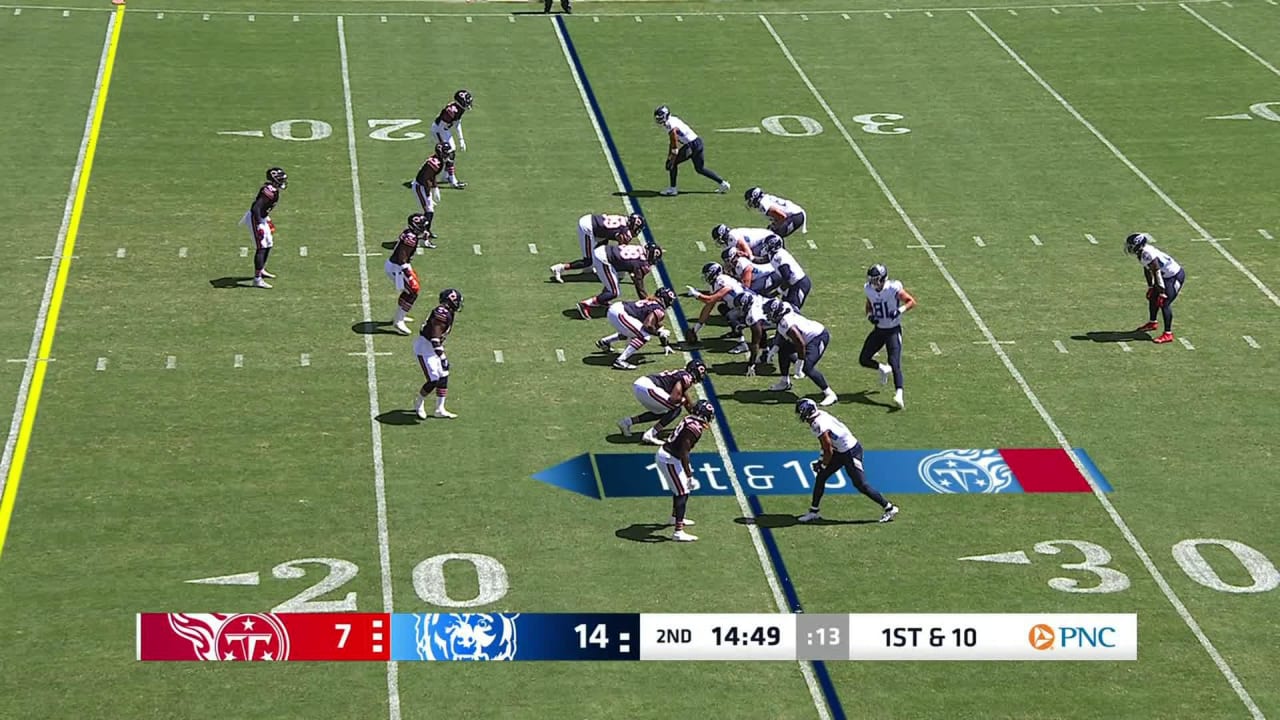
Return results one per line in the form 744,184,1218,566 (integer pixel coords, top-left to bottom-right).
414,613,520,661
917,449,1015,494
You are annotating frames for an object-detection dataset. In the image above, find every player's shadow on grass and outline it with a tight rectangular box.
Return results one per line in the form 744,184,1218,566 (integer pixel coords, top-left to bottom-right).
1072,330,1151,343
727,388,797,405
611,190,720,198
735,514,875,528
604,433,646,445
581,353,660,368
209,276,256,289
615,523,671,543
352,321,402,336
376,410,421,426
546,272,598,284
842,389,899,411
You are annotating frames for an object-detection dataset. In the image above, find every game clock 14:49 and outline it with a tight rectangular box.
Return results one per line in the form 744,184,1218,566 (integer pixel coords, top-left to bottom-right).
712,625,782,646
640,613,797,660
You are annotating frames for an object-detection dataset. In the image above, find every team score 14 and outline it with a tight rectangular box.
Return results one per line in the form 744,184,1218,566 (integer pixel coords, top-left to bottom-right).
712,625,782,646
882,626,978,648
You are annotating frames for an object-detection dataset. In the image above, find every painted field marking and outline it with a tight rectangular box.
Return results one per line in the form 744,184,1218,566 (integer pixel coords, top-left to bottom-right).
165,355,177,369
1179,337,1195,350
676,15,683,21
801,13,810,20
233,354,244,368
472,244,482,255
528,243,539,254
884,11,893,17
1258,229,1273,240
347,351,393,357
770,14,1261,718
555,349,566,363
1086,233,1098,245
62,9,69,16
1009,7,1019,13
342,252,379,257
1137,3,1146,8
294,14,299,22
908,243,946,249
972,11,1280,310
203,13,209,20
300,245,308,257
1243,335,1260,349
973,340,1015,345
424,15,431,22
974,235,986,247
0,4,125,560
155,11,162,18
929,342,942,355
843,13,852,19
1052,6,1062,12
807,238,818,250
593,16,599,22
633,14,641,21
240,247,249,258
1093,5,1103,11
1030,233,1043,246
1118,341,1133,352
12,8,20,15
248,13,255,21
695,240,707,252
300,353,311,367
115,247,126,258
493,350,505,364
1182,5,1280,77
178,247,187,258
553,16,832,720
380,15,386,22
337,16,400,720
1053,340,1069,354
509,15,515,22
862,238,874,249
96,357,107,371
926,10,935,15
33,255,78,260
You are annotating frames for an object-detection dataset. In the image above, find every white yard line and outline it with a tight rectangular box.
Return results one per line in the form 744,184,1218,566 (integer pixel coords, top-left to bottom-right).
552,16,830,720
1182,3,1280,78
763,14,1263,720
970,12,1280,309
0,10,115,510
337,16,400,720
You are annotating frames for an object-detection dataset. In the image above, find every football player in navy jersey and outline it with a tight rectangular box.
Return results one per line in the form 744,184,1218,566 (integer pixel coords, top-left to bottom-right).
654,399,715,541
240,167,287,288
431,90,472,189
411,289,463,420
620,359,707,445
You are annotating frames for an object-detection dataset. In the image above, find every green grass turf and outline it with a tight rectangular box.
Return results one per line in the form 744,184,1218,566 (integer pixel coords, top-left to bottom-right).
0,2,1277,719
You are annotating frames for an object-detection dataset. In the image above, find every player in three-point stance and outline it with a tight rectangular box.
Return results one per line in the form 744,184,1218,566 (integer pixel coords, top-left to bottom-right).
722,246,782,298
620,359,707,446
654,105,730,197
711,223,774,260
761,234,810,309
861,264,916,410
240,167,287,288
765,300,838,406
577,243,664,319
686,262,769,370
431,90,473,189
408,146,448,244
597,287,678,370
411,289,464,420
795,398,898,524
386,214,431,336
654,399,716,541
1124,232,1185,344
550,212,645,283
744,187,807,239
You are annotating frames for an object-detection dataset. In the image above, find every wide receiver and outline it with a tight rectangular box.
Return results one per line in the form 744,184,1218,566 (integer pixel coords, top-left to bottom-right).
411,289,464,420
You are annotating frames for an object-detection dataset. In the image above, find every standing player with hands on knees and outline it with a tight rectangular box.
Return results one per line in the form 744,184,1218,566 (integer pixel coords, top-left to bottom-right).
795,399,899,524
386,213,431,336
861,264,916,410
654,105,730,197
241,167,287,289
653,400,716,542
431,90,472,190
411,289,464,421
1124,232,1185,344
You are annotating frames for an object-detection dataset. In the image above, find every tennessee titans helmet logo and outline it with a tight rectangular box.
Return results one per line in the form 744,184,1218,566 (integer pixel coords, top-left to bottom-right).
415,613,520,661
917,449,1015,494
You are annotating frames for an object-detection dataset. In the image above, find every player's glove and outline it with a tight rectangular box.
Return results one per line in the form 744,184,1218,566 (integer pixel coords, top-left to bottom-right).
810,459,824,474
793,360,806,380
765,345,779,365
868,314,878,325
745,363,757,377
1156,293,1167,308
440,355,450,371
665,154,676,172
685,285,701,298
658,327,671,340
1146,286,1157,300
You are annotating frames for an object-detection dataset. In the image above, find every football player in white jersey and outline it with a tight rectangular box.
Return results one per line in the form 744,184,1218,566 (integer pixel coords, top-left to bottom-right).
760,234,810,309
686,263,770,371
711,224,775,258
860,264,917,410
744,187,807,238
655,105,730,197
722,246,782,297
766,300,838,406
1124,233,1186,344
795,399,898,524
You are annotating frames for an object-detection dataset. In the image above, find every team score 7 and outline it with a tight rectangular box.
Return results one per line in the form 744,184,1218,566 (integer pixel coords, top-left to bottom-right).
336,623,351,649
712,626,782,646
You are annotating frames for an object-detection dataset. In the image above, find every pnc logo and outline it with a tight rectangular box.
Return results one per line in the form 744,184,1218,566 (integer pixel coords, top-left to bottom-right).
1028,624,1056,650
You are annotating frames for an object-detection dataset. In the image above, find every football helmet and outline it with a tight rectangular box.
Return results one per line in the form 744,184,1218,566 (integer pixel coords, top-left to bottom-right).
655,287,677,308
434,142,453,161
744,186,764,209
439,288,464,311
702,262,723,284
653,105,671,125
1124,232,1150,255
711,224,732,246
266,167,288,189
767,299,793,324
685,359,707,382
692,399,715,422
408,213,430,235
645,244,664,263
867,263,888,291
454,90,474,109
762,234,784,260
795,398,819,423
627,213,646,236
720,246,739,264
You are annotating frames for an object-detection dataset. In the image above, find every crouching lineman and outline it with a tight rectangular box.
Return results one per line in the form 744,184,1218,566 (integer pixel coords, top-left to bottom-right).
761,234,810,309
240,167,287,288
744,187,807,239
686,262,770,372
795,399,898,524
550,212,645,283
712,223,774,260
861,264,916,410
722,246,782,298
411,289,463,420
766,300,837,406
598,287,678,370
1124,232,1186,344
654,399,716,541
386,213,431,335
577,243,664,319
619,359,707,445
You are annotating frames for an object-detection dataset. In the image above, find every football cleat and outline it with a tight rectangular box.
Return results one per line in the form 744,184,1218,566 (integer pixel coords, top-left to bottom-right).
671,529,698,542
820,388,839,407
577,300,593,320
659,187,678,196
596,338,613,352
1136,321,1159,332
641,428,662,446
550,264,565,283
666,516,695,527
795,398,819,422
439,288,464,311
266,166,288,189
415,404,428,420
1124,232,1150,255
768,377,792,392
893,388,905,409
653,105,671,125
797,510,822,523
259,269,277,279
717,180,731,194
1154,332,1174,344
392,321,411,336
252,277,272,289
879,504,900,523
744,186,764,209
450,179,467,190
728,342,749,355
617,416,633,437
612,359,637,370
434,408,459,419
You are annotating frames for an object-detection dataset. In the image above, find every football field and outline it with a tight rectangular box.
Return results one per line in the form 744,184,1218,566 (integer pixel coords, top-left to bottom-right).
0,0,1278,718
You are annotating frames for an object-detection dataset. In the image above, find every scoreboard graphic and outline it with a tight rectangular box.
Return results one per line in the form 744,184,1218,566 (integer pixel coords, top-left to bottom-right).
138,613,1137,662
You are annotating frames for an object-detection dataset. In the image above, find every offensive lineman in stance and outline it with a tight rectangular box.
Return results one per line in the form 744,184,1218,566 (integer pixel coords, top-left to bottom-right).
411,289,463,420
386,214,431,335
241,167,287,288
550,212,645,283
654,399,716,541
620,359,707,445
795,399,898,524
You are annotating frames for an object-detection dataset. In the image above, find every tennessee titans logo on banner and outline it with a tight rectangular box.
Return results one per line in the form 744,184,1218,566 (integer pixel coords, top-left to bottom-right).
414,613,520,661
917,449,1015,494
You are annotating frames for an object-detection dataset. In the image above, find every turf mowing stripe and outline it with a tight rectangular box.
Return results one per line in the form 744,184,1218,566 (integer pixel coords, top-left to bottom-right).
337,16,400,720
970,12,1280,309
0,4,124,560
553,16,841,720
1182,3,1280,77
764,14,1264,718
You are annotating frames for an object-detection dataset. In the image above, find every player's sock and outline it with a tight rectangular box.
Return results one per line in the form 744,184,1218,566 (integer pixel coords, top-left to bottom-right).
634,412,663,424
672,494,689,528
617,338,644,362
435,388,448,412
601,333,622,344
567,257,591,271
1161,304,1173,333
394,307,407,324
